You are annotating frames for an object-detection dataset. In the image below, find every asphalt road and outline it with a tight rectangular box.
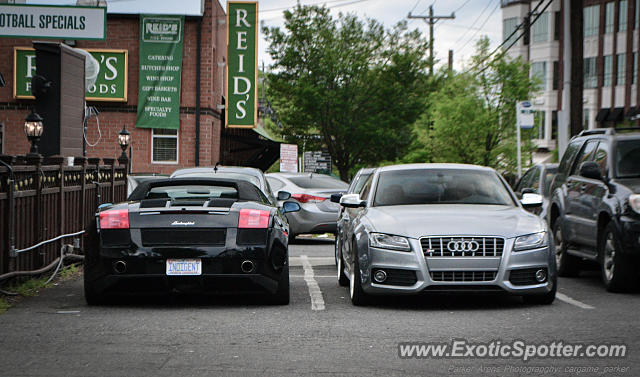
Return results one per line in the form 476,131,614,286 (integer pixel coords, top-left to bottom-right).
1,237,639,377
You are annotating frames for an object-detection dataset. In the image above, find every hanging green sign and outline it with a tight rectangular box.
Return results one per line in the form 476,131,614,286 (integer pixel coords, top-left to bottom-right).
13,47,128,101
136,15,184,130
226,1,258,128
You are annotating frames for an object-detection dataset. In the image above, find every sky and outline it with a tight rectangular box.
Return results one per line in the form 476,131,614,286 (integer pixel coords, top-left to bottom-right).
26,0,502,70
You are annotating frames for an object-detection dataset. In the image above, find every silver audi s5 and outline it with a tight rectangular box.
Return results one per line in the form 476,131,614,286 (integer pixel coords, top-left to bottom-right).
335,164,557,306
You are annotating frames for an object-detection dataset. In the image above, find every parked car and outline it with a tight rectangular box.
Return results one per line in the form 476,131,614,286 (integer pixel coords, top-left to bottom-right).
332,167,376,265
514,163,558,219
548,128,640,292
266,172,349,240
336,163,556,306
127,173,168,197
170,166,281,205
83,177,300,305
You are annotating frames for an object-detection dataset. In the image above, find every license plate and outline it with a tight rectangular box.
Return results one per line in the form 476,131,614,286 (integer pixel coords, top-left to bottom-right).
166,259,202,276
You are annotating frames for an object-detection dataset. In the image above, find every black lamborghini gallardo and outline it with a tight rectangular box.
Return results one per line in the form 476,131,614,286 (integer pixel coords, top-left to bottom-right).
83,178,300,305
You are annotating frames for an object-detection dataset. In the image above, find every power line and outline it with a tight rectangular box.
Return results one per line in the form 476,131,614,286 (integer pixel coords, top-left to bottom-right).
456,0,500,53
410,0,423,14
260,0,372,14
453,0,495,45
469,0,554,76
453,0,473,14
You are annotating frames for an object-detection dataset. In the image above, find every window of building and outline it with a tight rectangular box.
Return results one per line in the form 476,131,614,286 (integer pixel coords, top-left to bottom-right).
584,5,600,36
605,2,615,33
584,57,598,88
619,0,628,31
503,17,519,45
554,11,561,40
583,108,590,130
531,61,547,91
551,111,558,140
604,55,613,87
0,123,3,154
617,53,626,86
553,61,559,90
532,12,549,43
152,129,179,163
533,111,546,139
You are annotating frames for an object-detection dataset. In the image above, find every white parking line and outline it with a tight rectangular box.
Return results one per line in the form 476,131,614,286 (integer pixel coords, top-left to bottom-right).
300,255,326,311
556,292,595,309
291,275,336,278
289,256,334,267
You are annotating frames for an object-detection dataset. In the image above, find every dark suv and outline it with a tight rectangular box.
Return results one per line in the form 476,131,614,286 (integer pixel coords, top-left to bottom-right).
549,128,640,292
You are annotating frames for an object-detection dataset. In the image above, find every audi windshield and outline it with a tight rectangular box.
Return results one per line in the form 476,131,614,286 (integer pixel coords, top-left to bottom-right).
373,169,516,207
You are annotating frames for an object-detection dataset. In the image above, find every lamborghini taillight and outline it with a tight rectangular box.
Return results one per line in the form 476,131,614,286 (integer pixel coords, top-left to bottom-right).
238,209,270,228
99,209,130,229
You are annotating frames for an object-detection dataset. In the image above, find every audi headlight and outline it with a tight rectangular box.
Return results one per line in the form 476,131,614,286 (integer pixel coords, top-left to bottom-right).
629,194,640,214
513,231,548,251
369,233,411,251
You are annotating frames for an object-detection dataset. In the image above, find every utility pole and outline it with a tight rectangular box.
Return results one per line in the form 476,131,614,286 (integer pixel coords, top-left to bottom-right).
408,6,455,75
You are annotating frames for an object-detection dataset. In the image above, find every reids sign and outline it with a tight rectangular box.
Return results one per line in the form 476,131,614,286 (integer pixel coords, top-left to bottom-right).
14,47,128,102
226,1,258,128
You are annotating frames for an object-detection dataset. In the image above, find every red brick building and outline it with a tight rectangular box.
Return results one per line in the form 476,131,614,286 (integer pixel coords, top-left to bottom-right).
0,1,229,174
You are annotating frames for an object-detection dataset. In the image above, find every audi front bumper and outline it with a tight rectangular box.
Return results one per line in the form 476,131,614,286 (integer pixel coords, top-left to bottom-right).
358,238,555,296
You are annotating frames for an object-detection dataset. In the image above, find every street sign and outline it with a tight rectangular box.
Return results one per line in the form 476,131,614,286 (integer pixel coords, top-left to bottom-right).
14,47,128,102
517,101,535,129
303,150,332,175
226,1,258,128
280,144,298,173
515,100,535,179
0,4,106,40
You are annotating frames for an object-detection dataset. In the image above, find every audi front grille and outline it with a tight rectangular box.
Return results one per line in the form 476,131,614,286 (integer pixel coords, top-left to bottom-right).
430,271,497,282
421,236,505,257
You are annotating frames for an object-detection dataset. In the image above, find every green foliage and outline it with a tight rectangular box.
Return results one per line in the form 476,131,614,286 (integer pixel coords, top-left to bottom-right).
405,37,538,173
0,264,82,315
12,276,52,297
0,297,9,314
263,5,432,180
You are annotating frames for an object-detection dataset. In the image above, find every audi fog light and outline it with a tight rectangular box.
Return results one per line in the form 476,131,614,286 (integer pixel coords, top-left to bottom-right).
629,194,640,214
513,232,547,251
535,269,547,283
373,270,387,283
369,233,411,251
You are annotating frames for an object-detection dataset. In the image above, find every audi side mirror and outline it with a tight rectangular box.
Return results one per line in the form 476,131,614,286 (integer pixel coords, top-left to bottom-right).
340,193,366,208
277,191,291,201
282,201,300,213
579,161,602,181
330,193,343,203
520,193,543,208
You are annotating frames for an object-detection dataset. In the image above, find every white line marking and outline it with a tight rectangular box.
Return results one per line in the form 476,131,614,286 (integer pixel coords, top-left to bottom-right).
300,255,325,311
289,256,334,267
56,310,80,314
556,292,594,309
291,275,336,278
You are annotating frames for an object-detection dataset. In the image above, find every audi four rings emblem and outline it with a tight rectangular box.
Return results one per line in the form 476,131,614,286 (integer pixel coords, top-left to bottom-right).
447,240,480,253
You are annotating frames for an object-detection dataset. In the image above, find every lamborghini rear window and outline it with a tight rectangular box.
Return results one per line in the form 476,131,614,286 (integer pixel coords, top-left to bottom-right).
146,185,239,200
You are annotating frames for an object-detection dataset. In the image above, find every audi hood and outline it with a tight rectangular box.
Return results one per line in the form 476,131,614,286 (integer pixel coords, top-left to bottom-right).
363,204,545,239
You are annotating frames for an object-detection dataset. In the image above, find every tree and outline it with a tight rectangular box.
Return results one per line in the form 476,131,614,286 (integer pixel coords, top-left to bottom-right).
406,37,538,173
263,5,431,180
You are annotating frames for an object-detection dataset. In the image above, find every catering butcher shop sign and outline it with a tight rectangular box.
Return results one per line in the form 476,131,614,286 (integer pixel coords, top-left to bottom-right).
226,1,258,128
0,4,106,40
